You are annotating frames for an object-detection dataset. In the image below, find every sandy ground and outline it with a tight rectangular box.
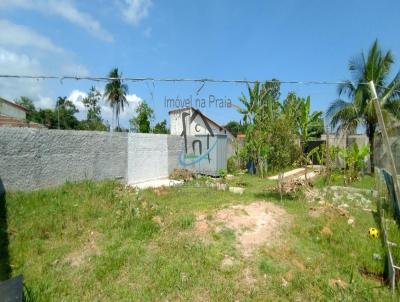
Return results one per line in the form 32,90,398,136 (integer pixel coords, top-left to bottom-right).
195,201,289,256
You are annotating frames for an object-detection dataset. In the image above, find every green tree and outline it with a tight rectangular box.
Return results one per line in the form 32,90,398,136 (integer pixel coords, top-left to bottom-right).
282,92,301,125
55,96,79,129
36,109,56,128
269,115,297,199
129,101,154,133
224,120,246,137
238,80,282,177
104,68,128,130
327,40,400,172
153,119,169,134
80,87,107,131
83,87,102,122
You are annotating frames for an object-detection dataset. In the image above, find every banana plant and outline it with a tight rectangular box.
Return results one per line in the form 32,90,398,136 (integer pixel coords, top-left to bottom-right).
339,143,370,183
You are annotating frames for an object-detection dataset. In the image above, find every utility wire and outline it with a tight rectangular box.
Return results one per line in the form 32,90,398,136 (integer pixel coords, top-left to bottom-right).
0,74,372,85
1,74,399,94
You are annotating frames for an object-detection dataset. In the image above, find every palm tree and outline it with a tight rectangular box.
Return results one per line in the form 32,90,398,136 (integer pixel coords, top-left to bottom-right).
327,40,400,173
104,68,129,130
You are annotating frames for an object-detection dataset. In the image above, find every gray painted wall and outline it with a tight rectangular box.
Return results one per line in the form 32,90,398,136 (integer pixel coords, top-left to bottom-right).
0,128,127,191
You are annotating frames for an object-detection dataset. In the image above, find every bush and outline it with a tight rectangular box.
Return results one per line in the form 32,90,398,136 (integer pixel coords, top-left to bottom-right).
227,155,239,174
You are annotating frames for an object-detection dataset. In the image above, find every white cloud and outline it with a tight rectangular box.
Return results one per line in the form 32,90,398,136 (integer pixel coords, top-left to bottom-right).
46,0,113,42
0,0,113,42
36,96,54,109
0,48,44,100
68,89,87,111
126,94,142,107
120,0,152,26
0,18,90,101
0,19,63,53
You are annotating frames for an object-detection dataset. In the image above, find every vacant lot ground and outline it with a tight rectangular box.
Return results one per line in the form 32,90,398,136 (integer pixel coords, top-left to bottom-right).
1,174,396,301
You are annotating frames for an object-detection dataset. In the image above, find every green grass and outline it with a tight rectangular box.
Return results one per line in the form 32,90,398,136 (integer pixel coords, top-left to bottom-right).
0,175,397,301
313,171,376,190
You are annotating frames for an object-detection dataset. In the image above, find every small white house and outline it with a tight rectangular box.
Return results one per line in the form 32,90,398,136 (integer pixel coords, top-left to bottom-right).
169,107,235,156
0,97,27,120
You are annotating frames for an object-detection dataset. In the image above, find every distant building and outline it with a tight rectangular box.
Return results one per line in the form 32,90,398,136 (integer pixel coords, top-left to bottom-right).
169,107,235,156
0,97,27,120
0,97,45,128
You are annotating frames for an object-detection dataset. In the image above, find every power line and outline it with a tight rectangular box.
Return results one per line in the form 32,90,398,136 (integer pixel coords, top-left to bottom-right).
0,74,371,85
1,74,399,94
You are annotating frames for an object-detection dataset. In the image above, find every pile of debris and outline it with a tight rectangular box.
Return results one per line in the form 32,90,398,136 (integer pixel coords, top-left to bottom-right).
169,168,194,181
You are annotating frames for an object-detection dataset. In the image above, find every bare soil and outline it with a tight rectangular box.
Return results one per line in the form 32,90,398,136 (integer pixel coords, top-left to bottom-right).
195,201,290,256
65,231,101,267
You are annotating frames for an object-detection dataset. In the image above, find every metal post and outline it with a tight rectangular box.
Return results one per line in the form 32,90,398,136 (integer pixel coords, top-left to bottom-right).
368,81,400,201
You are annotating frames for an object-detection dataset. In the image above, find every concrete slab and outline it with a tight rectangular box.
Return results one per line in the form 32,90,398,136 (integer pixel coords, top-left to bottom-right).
268,168,305,180
128,178,184,189
268,166,323,180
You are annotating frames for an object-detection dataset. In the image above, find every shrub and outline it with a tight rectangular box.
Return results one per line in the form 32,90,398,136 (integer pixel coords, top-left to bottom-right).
227,155,239,174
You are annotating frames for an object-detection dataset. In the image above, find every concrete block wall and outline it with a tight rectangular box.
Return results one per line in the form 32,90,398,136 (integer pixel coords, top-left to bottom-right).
167,135,184,175
0,128,228,191
127,134,170,184
0,128,128,191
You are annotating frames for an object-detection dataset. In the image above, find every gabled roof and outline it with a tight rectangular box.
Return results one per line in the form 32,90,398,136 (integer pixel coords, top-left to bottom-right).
168,107,234,137
0,97,28,112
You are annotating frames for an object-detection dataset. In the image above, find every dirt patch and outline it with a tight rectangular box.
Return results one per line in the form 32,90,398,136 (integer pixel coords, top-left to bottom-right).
65,231,101,267
329,278,347,289
359,267,386,284
308,207,323,218
221,255,236,270
153,187,169,197
152,215,163,226
320,226,333,237
242,267,257,287
213,201,289,256
194,214,210,235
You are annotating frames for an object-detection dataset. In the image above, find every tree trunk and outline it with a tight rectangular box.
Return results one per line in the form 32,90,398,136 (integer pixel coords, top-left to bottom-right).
366,123,376,174
369,134,374,174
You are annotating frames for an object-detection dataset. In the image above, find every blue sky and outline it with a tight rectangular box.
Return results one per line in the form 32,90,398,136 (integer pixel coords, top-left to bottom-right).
1,0,400,128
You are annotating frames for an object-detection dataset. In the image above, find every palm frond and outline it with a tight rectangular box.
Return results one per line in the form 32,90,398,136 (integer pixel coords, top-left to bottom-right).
337,80,356,98
382,71,400,102
327,99,359,131
384,99,400,120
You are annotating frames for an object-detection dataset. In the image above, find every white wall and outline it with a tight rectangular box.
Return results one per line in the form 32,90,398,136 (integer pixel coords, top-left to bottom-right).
170,108,225,136
127,134,169,184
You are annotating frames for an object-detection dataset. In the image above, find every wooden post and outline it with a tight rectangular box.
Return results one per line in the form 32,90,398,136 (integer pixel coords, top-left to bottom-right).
325,126,331,184
368,81,400,199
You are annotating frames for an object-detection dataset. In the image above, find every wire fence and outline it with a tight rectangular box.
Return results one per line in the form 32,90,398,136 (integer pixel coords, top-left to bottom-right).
374,116,400,292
